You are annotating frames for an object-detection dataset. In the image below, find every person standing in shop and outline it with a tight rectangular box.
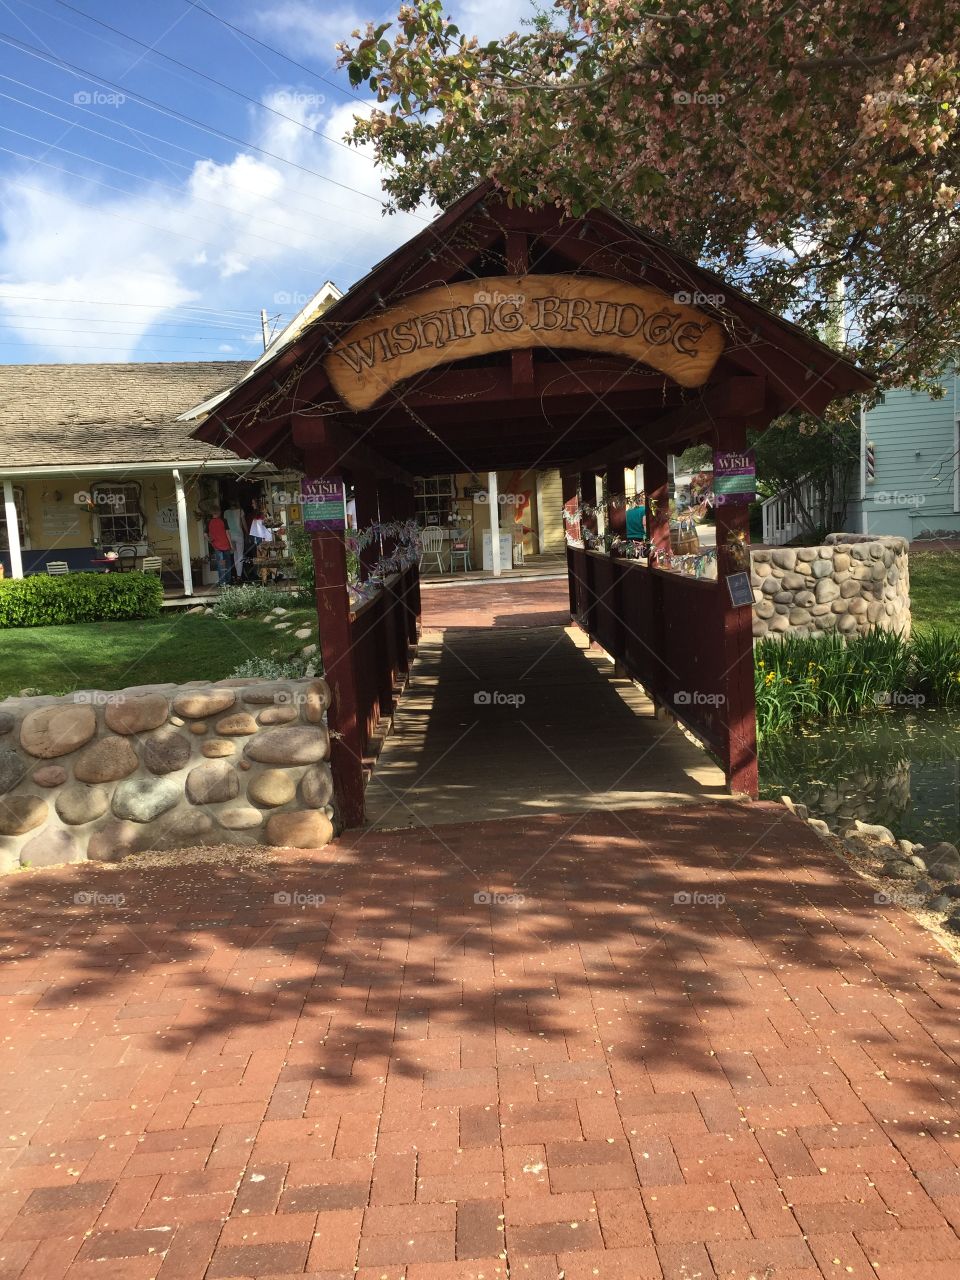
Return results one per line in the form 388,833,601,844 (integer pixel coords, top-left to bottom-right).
223,500,248,581
206,507,233,588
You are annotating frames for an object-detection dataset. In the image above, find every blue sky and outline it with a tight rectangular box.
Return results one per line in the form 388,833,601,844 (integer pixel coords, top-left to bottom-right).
0,0,534,363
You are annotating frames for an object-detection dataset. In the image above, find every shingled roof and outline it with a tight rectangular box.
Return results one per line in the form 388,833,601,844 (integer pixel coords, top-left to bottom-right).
0,361,251,469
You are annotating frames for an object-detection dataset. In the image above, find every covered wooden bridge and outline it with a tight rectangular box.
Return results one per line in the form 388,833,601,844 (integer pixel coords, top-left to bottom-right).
192,185,872,827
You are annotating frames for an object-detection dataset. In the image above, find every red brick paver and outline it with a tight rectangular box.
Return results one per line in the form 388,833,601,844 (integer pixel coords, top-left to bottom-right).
0,803,959,1278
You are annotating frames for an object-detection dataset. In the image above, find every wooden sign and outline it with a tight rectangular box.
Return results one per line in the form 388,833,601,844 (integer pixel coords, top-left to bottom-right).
325,274,725,410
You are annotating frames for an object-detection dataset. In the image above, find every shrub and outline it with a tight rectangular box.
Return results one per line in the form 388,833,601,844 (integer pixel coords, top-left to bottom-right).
0,572,163,628
229,655,314,680
288,526,315,598
212,583,291,618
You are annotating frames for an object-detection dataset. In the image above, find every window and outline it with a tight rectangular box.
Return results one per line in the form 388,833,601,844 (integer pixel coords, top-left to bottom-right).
415,475,455,526
0,486,27,551
91,482,144,546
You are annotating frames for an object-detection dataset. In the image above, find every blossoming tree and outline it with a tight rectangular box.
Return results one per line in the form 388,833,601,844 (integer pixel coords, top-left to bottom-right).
340,0,960,388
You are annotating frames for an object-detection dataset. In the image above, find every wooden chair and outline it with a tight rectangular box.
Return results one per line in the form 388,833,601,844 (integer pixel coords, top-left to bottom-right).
141,556,163,575
449,530,472,572
45,561,69,575
419,526,447,573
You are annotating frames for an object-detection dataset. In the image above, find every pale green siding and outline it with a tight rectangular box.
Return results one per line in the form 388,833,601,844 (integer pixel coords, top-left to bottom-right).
856,372,958,539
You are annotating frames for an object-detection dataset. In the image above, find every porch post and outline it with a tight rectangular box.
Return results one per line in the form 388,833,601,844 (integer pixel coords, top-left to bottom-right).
561,471,579,617
172,469,193,597
534,471,546,553
2,479,23,579
714,421,758,798
487,470,501,576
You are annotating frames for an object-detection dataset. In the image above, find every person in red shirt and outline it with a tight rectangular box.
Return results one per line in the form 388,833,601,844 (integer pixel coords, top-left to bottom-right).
206,508,233,587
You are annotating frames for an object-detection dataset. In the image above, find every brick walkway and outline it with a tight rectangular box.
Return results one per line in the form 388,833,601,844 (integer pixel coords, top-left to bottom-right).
420,579,571,630
1,803,960,1278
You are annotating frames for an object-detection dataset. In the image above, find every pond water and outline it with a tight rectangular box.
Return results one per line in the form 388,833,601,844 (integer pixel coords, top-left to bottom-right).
759,710,960,848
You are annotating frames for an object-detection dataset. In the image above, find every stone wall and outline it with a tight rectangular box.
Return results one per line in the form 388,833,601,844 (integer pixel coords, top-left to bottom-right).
751,534,910,640
0,679,335,870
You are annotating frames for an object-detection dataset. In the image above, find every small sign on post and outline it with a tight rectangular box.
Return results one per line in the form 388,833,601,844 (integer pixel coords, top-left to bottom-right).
302,478,346,531
713,449,756,505
725,571,754,608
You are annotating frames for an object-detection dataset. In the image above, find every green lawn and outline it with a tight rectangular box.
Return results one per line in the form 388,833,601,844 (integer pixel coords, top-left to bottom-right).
0,607,317,699
909,549,960,633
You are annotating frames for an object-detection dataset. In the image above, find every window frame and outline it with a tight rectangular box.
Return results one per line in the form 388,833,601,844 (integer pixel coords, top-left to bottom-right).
414,475,456,526
91,481,145,547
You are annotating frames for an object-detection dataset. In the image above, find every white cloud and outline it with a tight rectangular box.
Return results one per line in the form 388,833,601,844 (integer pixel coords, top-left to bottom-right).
0,90,420,361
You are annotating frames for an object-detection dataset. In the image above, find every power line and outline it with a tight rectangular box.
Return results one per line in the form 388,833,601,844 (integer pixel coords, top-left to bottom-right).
181,0,354,100
0,76,393,230
0,323,259,340
0,314,261,331
0,292,259,316
0,30,421,214
0,121,384,249
0,340,252,354
45,0,361,158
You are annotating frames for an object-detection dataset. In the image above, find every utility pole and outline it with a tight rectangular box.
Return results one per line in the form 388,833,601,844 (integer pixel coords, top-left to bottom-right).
260,308,271,351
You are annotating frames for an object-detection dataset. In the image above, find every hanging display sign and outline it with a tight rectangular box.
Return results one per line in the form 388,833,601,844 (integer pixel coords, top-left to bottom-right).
302,478,346,531
325,274,726,410
725,571,754,608
713,450,756,505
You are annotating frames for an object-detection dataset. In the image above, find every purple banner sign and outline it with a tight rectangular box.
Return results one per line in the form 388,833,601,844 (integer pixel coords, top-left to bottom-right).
302,478,345,531
713,449,756,506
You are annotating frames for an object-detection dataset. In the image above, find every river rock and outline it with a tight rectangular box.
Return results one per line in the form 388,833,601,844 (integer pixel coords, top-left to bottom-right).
0,795,47,835
883,859,922,881
88,819,145,862
55,783,109,825
186,761,240,805
927,894,953,913
189,722,208,736
112,777,181,823
257,705,298,725
32,765,67,788
244,726,329,766
202,739,235,758
149,809,215,849
172,688,237,719
923,842,960,880
241,683,293,706
265,810,333,849
104,694,169,736
20,828,82,868
142,727,192,775
837,613,858,634
852,819,896,846
248,769,297,807
812,558,833,578
299,764,334,809
0,748,27,794
0,712,13,735
214,712,258,736
781,573,805,591
945,914,960,936
815,579,840,603
806,818,831,839
73,736,139,784
304,680,331,723
771,548,796,570
844,835,873,857
19,704,97,759
217,805,264,830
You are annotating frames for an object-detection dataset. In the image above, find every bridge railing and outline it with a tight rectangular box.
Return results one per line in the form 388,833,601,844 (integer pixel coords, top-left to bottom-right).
567,548,756,794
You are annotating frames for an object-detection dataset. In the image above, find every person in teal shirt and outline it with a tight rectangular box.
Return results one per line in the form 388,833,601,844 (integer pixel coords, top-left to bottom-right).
625,497,646,541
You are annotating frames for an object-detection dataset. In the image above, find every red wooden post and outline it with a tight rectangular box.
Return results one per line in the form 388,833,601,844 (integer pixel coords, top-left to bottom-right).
311,528,365,827
643,447,671,561
714,421,759,798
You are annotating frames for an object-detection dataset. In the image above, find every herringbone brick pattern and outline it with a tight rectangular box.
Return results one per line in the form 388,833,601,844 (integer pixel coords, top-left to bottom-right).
0,803,958,1278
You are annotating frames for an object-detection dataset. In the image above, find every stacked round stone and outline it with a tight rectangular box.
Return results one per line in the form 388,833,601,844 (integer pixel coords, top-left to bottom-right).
0,679,335,869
